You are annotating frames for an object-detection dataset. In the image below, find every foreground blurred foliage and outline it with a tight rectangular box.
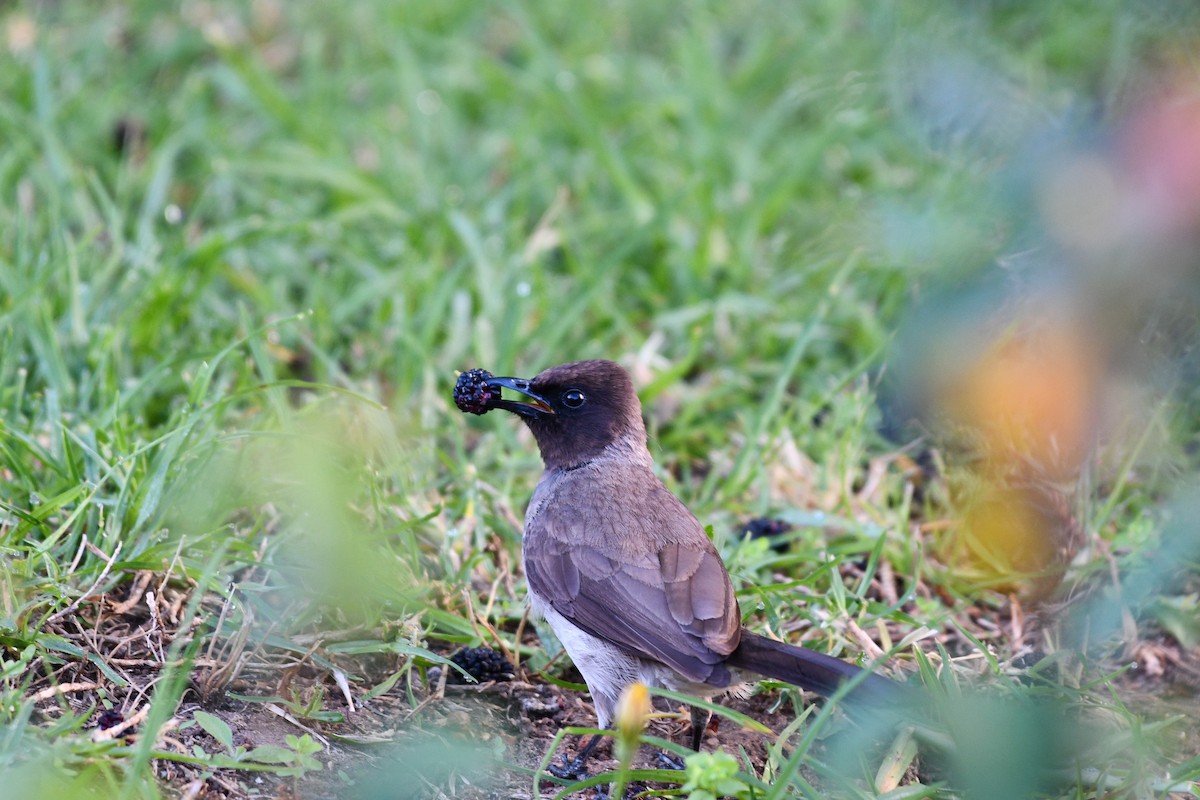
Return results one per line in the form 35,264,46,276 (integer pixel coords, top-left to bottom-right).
1,0,1199,797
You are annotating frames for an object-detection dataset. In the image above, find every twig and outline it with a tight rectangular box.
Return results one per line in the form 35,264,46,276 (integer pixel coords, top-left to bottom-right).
265,702,330,748
206,583,237,662
110,571,154,615
1008,594,1025,645
95,657,220,668
846,618,885,660
47,541,123,624
31,681,100,702
513,607,530,671
66,534,88,575
143,591,164,663
179,780,205,800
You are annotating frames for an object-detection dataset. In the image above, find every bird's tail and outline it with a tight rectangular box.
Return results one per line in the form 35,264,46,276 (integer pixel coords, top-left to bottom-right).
727,630,900,703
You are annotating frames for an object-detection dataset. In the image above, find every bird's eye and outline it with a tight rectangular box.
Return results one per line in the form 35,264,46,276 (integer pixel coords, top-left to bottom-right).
562,389,586,409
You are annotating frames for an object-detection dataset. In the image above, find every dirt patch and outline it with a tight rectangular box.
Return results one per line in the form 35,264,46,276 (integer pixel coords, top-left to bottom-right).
19,556,1200,799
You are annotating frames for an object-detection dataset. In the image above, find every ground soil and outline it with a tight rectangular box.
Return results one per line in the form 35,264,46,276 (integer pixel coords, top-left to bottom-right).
27,568,1200,799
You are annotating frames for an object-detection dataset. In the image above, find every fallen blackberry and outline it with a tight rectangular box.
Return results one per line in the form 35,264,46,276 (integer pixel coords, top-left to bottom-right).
741,517,794,553
454,368,497,415
96,708,125,730
449,646,515,683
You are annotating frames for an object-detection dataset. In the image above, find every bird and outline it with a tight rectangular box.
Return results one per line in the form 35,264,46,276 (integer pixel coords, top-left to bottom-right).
454,359,902,775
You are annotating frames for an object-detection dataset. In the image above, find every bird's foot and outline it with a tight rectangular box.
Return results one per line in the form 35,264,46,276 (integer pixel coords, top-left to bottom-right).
548,732,603,781
547,753,590,781
543,762,620,800
657,750,687,770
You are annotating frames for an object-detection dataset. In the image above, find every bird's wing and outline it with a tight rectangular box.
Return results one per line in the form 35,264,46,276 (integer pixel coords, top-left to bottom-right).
524,489,741,685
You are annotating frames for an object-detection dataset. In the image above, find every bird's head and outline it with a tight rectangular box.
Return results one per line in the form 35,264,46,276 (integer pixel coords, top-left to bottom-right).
455,360,646,469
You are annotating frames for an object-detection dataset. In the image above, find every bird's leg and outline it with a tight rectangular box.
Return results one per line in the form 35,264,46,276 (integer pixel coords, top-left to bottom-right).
657,704,711,770
689,705,711,751
548,733,604,780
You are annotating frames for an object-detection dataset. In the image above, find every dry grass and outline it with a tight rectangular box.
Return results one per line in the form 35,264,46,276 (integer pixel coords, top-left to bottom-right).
3,2,1200,798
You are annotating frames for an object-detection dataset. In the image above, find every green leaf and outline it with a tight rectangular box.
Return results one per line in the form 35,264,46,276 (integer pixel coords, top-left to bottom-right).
39,636,87,658
242,745,296,765
1150,594,1200,649
193,711,234,753
285,734,324,756
362,669,405,701
87,653,130,687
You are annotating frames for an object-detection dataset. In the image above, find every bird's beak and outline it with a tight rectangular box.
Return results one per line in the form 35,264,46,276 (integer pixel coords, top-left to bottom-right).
483,376,555,417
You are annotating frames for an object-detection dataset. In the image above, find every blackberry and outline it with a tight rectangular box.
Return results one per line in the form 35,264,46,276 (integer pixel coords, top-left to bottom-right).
454,368,497,415
742,517,794,553
448,646,515,684
96,708,125,730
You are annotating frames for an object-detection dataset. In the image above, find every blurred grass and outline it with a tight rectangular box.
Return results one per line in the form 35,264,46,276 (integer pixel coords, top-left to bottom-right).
2,0,1200,797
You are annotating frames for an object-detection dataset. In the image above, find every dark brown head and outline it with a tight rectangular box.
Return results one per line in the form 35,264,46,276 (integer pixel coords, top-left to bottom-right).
466,360,646,469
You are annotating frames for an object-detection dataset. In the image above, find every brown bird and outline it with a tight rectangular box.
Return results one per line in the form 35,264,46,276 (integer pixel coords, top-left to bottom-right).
455,359,900,774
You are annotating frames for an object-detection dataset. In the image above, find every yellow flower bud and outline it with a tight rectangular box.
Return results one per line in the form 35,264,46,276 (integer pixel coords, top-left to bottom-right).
611,682,651,799
614,682,651,745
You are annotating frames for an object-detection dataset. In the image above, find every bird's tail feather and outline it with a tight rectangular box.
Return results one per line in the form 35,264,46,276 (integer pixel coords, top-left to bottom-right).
727,630,899,702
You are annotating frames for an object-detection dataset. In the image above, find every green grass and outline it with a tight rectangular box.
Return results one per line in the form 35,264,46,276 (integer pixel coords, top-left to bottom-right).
3,1,1200,797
